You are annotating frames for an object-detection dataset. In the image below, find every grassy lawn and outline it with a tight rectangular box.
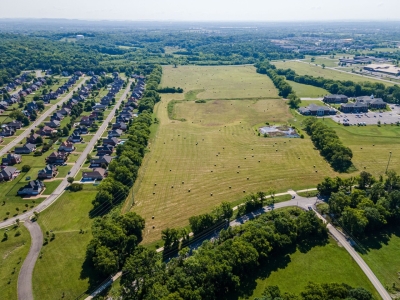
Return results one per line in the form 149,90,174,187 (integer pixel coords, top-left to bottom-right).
128,66,341,244
0,226,31,300
273,61,394,87
299,100,325,107
74,143,88,152
42,180,62,194
33,185,100,300
287,80,329,98
247,237,380,299
302,56,340,68
67,153,80,163
56,165,72,178
289,114,400,178
358,226,400,293
160,65,279,100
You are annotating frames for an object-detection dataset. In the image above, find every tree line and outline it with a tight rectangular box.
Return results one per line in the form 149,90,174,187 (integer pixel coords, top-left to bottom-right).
85,65,162,278
157,86,183,93
255,283,373,300
304,118,353,172
119,208,329,299
318,170,400,237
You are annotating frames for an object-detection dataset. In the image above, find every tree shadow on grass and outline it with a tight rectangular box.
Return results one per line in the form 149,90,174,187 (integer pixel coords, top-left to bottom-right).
225,236,329,300
356,225,400,254
79,254,107,296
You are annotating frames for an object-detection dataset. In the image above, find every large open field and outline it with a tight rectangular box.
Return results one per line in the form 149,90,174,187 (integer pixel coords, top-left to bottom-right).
287,80,329,98
273,60,394,86
160,65,279,99
32,185,99,300
129,65,340,244
247,238,380,299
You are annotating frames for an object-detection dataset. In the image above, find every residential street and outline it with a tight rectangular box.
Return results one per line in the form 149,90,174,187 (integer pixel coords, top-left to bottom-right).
17,220,43,300
13,81,131,300
0,77,86,157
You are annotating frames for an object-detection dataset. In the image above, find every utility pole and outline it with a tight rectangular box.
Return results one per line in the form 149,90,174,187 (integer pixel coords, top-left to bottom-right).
385,151,392,174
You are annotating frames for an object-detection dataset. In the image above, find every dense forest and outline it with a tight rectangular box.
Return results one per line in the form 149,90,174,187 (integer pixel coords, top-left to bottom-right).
317,170,400,238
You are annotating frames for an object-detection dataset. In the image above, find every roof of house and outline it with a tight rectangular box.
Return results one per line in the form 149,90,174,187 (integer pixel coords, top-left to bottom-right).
324,94,348,99
299,104,335,113
1,166,17,177
82,168,106,178
91,155,113,164
60,141,74,148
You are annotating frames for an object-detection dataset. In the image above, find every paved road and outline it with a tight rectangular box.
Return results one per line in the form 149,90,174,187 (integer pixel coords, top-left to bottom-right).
0,81,131,230
14,82,131,300
295,59,397,85
0,77,86,157
17,220,43,300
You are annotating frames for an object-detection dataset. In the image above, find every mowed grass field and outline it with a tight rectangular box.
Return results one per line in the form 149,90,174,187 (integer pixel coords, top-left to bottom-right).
248,238,380,299
287,80,329,98
129,66,341,244
0,226,31,300
359,226,400,292
32,185,99,300
273,60,394,87
160,65,279,99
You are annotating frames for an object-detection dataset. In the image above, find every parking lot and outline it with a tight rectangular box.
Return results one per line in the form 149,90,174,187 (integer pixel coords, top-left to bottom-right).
329,105,400,126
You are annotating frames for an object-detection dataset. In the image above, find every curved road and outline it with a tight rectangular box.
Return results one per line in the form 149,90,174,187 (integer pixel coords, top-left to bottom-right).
17,220,43,300
86,190,391,300
0,77,86,158
11,82,131,300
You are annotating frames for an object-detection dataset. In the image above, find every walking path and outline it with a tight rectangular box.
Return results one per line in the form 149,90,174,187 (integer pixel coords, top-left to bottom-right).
17,220,43,300
0,77,86,157
13,82,131,300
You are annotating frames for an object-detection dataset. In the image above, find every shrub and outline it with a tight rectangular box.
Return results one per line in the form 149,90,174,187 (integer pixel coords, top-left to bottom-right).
21,165,31,172
70,183,83,192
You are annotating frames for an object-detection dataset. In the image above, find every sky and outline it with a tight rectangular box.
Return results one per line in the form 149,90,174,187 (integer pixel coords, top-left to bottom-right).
1,0,399,21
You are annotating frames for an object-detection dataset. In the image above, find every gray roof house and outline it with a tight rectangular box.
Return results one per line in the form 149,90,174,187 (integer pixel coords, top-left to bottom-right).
15,143,36,154
323,94,349,103
0,166,18,181
298,104,336,116
17,180,45,196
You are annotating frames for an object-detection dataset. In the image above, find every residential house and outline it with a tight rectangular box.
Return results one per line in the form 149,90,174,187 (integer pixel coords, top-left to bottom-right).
26,133,40,144
102,137,119,147
46,151,68,165
323,94,349,104
58,141,75,152
45,120,60,128
36,126,56,136
92,104,107,111
58,107,71,116
82,168,106,181
108,129,122,137
7,121,22,130
80,116,93,127
74,126,88,135
26,102,38,112
0,126,15,137
68,132,83,143
51,112,64,121
17,180,45,196
38,165,58,179
0,166,18,181
298,104,336,116
112,122,127,131
15,143,36,154
2,153,22,166
0,101,9,110
97,145,114,156
90,155,113,168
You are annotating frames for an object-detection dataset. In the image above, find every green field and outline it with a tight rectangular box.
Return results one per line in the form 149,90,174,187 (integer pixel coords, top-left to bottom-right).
248,238,380,299
128,65,341,244
32,185,99,300
287,80,329,98
359,226,400,293
273,60,394,86
160,65,279,99
303,56,340,68
0,226,31,300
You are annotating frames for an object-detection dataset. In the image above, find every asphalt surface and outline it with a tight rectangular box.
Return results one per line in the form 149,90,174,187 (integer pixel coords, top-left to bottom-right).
330,106,400,125
0,77,87,157
14,82,131,300
17,220,43,300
